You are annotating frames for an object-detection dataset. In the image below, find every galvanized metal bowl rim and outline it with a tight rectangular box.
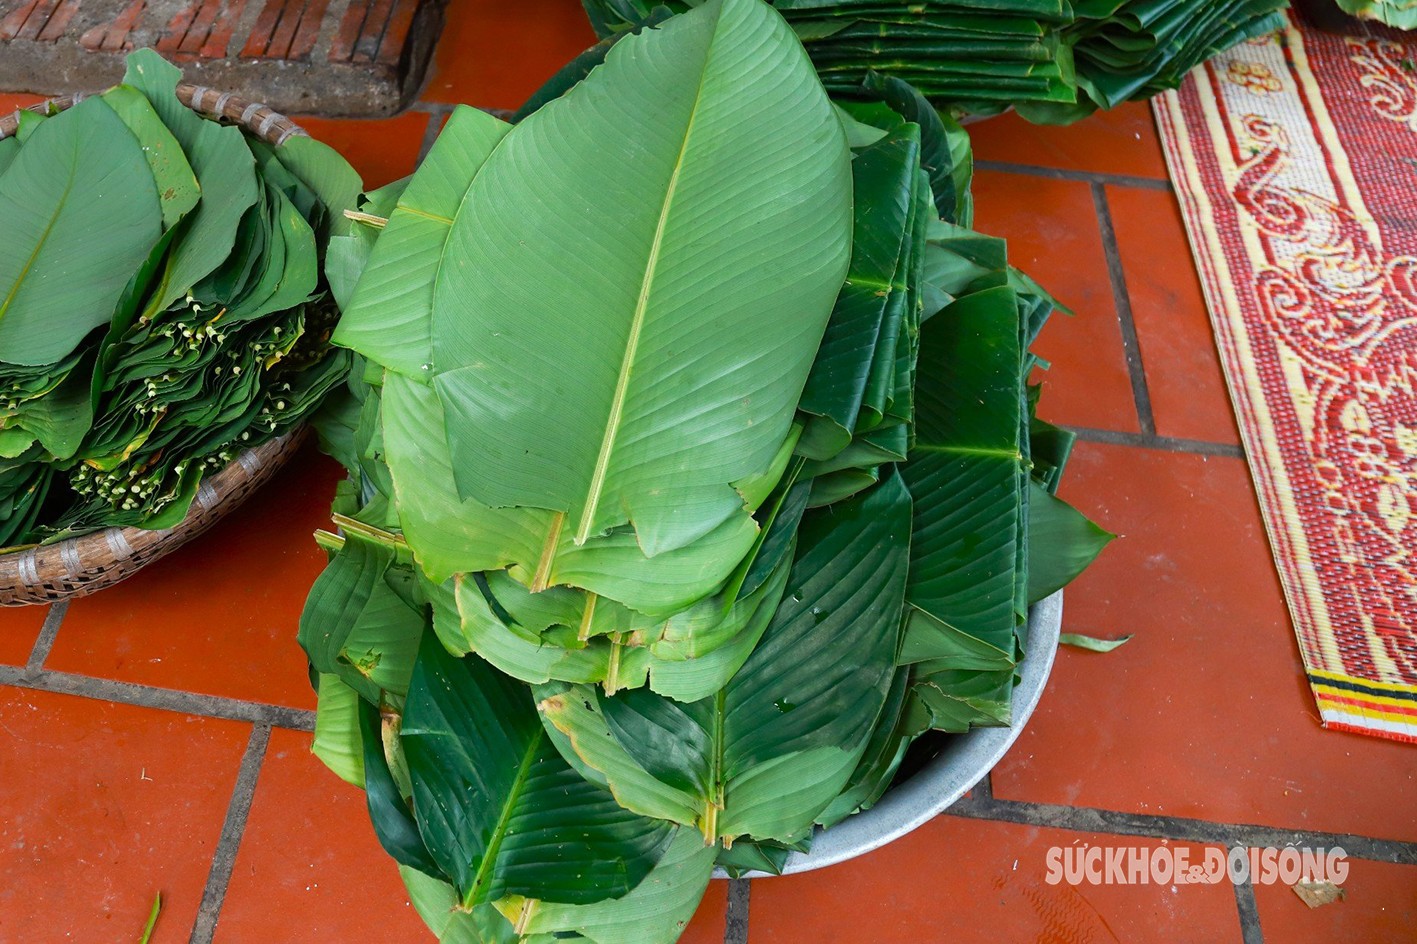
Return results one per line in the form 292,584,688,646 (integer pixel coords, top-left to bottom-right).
718,590,1063,878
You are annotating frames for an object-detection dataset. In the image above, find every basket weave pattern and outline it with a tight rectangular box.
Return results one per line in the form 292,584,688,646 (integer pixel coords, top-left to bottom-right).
0,86,314,606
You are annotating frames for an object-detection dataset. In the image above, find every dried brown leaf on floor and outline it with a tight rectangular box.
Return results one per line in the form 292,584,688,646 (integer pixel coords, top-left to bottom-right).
1292,880,1346,908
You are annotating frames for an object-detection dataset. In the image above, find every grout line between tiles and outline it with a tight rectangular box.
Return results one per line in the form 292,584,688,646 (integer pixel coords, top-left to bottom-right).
190,723,271,944
24,600,68,675
414,107,444,164
975,159,1172,192
409,100,457,115
0,665,316,731
724,878,752,944
1233,871,1265,944
1091,181,1157,436
946,795,1417,866
1065,425,1245,459
974,771,994,802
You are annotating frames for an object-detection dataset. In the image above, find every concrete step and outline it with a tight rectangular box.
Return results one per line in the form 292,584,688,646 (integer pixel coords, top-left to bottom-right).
0,0,446,116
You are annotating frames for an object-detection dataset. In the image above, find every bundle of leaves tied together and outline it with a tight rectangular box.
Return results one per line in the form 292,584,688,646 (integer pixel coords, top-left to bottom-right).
581,0,1289,123
299,0,1109,940
0,50,357,549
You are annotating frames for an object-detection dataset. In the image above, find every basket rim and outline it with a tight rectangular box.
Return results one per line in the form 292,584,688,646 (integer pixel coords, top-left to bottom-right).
0,430,307,605
0,81,308,145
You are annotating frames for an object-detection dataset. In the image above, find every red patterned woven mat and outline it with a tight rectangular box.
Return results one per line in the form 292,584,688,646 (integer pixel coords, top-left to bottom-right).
1155,14,1417,743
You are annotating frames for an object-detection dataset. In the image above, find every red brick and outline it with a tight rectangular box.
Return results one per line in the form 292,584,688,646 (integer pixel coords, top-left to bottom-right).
1,1,42,42
35,0,77,42
198,0,247,58
79,0,147,53
156,0,200,54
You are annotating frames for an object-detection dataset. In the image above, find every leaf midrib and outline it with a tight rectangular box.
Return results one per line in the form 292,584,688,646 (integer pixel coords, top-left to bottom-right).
0,141,79,326
911,443,1023,460
464,727,543,909
706,688,726,843
398,206,454,225
573,14,725,546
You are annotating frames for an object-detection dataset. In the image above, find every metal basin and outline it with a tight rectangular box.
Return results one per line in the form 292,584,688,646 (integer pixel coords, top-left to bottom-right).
722,591,1063,877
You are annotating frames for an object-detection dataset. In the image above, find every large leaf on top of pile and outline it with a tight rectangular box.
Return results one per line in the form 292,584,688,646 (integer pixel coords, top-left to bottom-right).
332,106,511,377
0,97,162,366
430,0,852,557
401,633,676,909
381,371,759,616
539,471,911,845
898,281,1027,672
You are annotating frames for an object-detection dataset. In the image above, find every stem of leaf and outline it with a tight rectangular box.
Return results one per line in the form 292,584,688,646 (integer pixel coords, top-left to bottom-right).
703,689,727,846
604,633,623,695
513,898,540,935
578,593,598,641
530,512,566,592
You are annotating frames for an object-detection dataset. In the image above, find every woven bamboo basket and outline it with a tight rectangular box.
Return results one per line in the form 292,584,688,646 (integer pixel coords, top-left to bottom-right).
0,85,317,606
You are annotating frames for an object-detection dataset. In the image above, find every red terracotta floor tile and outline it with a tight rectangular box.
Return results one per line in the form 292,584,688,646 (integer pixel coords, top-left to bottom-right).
993,442,1417,842
216,728,729,942
214,727,428,941
294,111,432,190
419,0,599,110
0,604,47,667
1253,856,1417,944
682,879,729,944
1107,185,1242,446
972,170,1140,434
748,816,1242,943
45,443,343,710
0,687,249,941
971,100,1169,181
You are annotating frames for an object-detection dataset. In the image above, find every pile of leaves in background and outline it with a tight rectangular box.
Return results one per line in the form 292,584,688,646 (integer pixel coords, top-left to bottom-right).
1335,0,1417,26
581,0,1290,122
299,1,1110,941
0,49,359,549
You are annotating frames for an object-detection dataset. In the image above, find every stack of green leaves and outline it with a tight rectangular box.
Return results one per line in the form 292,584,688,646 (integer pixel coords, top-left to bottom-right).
580,0,1288,122
1026,0,1291,122
1335,0,1417,26
298,1,1110,940
0,50,359,549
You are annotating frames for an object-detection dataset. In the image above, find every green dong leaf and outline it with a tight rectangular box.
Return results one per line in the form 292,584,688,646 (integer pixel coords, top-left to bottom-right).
402,633,676,908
